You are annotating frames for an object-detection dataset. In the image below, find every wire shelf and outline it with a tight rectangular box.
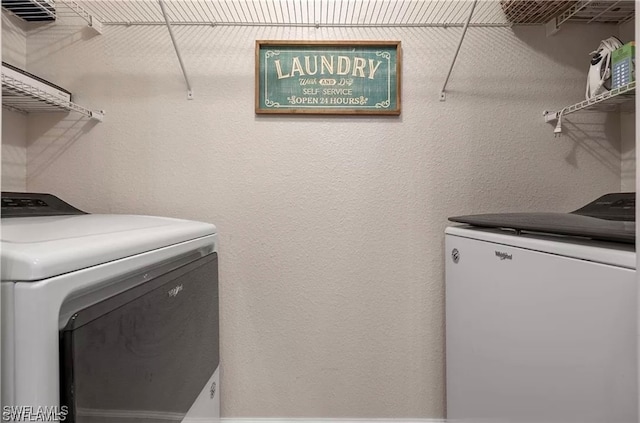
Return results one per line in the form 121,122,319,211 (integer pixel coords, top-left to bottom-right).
557,0,635,25
545,81,635,119
64,0,633,28
1,0,103,31
2,1,633,110
543,81,635,134
1,0,56,21
500,0,574,24
2,73,104,121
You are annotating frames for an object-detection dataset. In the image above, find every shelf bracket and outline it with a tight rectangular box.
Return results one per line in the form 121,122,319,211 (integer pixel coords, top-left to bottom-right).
58,0,103,35
439,0,477,102
543,109,565,136
89,110,105,122
546,0,592,36
158,0,194,100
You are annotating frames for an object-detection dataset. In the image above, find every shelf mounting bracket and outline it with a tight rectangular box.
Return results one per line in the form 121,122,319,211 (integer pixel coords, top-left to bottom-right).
58,0,103,35
158,0,194,100
440,0,477,102
546,0,593,37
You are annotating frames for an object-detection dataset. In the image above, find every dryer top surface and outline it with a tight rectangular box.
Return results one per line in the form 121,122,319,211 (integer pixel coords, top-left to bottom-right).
1,214,217,281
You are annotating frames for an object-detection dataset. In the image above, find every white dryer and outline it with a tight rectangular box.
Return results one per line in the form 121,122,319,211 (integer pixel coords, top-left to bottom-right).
1,192,220,423
445,193,637,423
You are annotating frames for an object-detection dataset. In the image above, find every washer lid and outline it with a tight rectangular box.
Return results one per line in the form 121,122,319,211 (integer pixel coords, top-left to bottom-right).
449,193,636,245
1,214,217,281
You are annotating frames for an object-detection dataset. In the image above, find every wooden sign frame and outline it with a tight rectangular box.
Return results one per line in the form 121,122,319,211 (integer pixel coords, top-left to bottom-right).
255,40,401,115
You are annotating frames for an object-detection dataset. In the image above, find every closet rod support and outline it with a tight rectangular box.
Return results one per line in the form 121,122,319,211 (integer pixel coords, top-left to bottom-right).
440,0,477,101
158,0,194,100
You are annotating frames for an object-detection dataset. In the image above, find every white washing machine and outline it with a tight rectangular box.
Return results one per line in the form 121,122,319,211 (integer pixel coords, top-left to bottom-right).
445,193,637,423
1,192,220,423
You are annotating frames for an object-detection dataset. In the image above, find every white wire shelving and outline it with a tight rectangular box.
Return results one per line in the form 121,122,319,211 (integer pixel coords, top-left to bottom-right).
543,81,635,135
71,0,634,100
2,73,104,121
1,0,104,120
75,0,513,27
69,0,634,27
1,0,636,109
2,0,103,31
555,0,635,25
57,0,104,33
72,0,636,101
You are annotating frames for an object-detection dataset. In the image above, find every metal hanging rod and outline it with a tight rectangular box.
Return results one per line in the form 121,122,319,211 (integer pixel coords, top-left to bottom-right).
158,0,193,99
84,20,511,28
440,0,477,101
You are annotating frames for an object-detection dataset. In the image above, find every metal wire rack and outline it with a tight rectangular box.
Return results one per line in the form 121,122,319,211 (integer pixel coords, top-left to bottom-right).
544,81,636,135
2,73,104,121
64,0,633,27
1,0,103,30
74,0,508,27
556,0,635,25
2,0,634,27
1,0,635,115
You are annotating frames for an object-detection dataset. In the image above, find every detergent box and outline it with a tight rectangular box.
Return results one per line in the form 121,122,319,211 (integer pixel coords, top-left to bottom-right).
612,41,635,89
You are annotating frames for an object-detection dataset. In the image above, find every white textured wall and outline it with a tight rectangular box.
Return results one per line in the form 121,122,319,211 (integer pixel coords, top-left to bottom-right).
622,108,636,191
22,17,625,418
2,12,26,68
619,19,636,192
1,12,28,191
2,110,27,191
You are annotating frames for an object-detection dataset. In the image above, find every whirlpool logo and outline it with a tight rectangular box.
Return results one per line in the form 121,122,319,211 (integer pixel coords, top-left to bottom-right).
495,251,513,261
210,381,217,399
168,284,184,298
451,248,460,264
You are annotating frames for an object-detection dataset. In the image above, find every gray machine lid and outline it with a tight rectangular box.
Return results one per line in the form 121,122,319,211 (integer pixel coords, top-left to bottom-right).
1,192,217,281
2,191,86,217
449,192,635,244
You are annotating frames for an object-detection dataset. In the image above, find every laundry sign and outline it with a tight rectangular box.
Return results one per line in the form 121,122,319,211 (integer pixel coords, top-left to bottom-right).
255,40,401,115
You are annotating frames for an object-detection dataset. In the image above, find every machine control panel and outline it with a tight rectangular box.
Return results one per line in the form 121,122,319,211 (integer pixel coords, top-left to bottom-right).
1,192,86,217
572,192,635,221
2,197,49,208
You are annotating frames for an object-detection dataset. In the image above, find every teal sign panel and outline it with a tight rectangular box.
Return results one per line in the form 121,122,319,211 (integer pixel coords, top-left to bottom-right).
256,41,401,115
